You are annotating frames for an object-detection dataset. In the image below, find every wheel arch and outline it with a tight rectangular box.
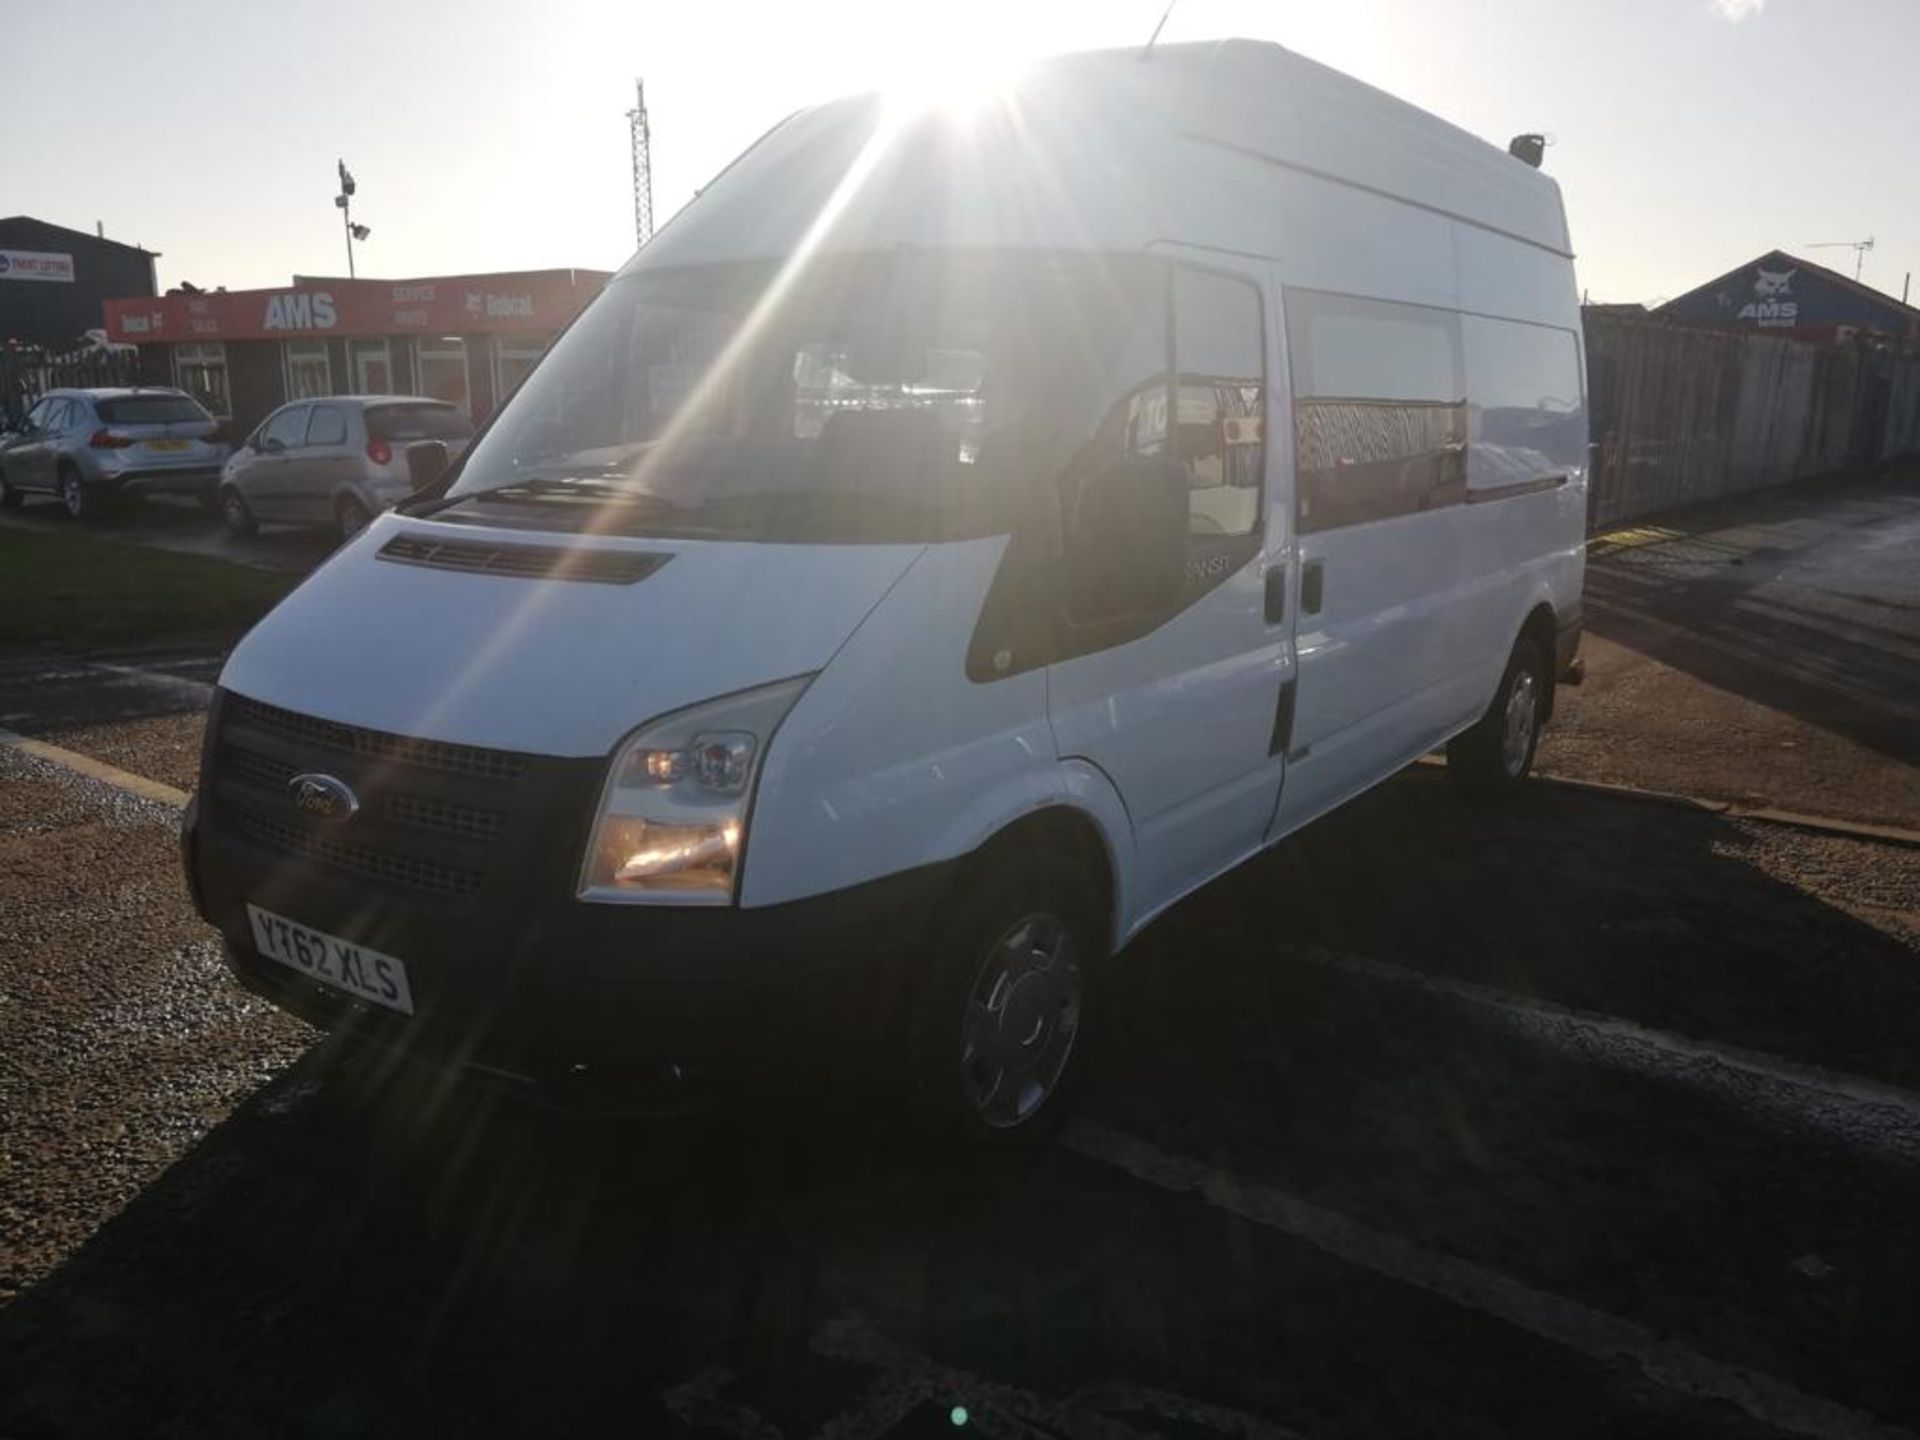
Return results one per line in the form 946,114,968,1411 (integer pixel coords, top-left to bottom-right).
927,759,1136,956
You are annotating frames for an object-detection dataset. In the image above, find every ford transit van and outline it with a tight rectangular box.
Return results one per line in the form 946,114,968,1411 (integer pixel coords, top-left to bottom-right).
182,40,1588,1140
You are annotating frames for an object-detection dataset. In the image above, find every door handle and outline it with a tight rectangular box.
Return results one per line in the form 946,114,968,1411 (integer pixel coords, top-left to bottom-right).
1263,564,1288,625
1301,559,1325,616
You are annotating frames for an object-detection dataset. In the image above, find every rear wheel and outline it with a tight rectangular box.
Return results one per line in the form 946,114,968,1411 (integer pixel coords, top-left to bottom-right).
910,850,1101,1144
1447,636,1548,796
0,468,21,509
60,466,102,522
335,494,372,542
220,486,257,538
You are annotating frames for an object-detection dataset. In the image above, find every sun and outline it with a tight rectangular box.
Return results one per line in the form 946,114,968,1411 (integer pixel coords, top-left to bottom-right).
878,31,1034,122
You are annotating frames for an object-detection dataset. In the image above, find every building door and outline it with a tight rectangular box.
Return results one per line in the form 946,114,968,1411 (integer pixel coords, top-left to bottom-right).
418,340,471,415
352,340,393,395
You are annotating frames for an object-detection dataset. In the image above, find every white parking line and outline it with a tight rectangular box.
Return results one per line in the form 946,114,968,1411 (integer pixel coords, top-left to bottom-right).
1296,946,1920,1167
0,728,190,808
1062,1119,1917,1440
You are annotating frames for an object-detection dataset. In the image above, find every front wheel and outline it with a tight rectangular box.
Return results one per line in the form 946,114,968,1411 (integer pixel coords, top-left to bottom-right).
1447,636,1547,796
0,468,21,509
910,852,1101,1143
335,494,372,542
220,486,257,538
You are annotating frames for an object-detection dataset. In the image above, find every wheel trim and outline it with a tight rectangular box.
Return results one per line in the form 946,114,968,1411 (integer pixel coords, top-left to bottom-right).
62,475,83,516
340,501,369,536
958,911,1081,1129
1502,669,1539,776
224,493,247,525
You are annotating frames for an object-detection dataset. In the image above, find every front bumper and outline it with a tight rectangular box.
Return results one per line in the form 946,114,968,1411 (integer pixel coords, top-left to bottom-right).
182,695,950,1105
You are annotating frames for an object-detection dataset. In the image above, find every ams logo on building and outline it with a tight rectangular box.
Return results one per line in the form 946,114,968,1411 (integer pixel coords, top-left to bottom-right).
262,292,338,331
1735,267,1798,328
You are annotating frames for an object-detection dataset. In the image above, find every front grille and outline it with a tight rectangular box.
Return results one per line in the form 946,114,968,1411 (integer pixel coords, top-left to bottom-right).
225,694,529,781
224,743,506,840
385,792,505,840
231,807,483,897
213,692,546,908
377,533,670,586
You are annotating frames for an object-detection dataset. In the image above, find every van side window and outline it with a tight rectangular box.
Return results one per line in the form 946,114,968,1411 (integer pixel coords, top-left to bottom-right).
1460,316,1585,495
1285,289,1465,532
1174,268,1264,539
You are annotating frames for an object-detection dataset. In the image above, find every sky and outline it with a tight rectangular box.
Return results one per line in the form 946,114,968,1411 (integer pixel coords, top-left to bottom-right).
3,0,1915,307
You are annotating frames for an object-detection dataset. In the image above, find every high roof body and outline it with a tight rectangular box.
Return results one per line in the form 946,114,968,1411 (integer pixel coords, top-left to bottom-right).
634,39,1571,273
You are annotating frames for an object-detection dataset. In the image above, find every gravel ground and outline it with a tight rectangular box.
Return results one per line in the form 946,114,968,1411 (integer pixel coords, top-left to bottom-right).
36,713,208,796
0,748,309,1305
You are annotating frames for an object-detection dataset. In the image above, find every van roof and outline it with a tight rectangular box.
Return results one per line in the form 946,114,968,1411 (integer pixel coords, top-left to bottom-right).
635,39,1570,275
1054,39,1570,255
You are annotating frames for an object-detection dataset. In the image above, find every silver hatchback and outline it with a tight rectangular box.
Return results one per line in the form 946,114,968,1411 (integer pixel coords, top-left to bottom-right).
219,396,473,540
0,387,229,520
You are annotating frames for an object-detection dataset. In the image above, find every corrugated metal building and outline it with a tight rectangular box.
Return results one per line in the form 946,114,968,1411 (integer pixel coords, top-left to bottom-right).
0,216,158,349
1656,249,1920,346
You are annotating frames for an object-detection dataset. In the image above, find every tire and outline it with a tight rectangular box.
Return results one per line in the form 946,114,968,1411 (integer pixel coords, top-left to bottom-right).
908,848,1103,1144
0,468,21,509
335,494,372,542
220,486,257,538
1447,635,1548,796
59,465,102,523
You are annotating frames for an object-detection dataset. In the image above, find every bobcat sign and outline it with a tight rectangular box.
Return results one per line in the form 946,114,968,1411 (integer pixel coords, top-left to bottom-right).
1736,267,1798,328
1656,248,1920,343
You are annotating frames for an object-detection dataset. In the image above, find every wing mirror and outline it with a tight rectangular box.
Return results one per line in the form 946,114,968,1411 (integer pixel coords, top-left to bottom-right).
1064,455,1189,620
259,435,285,454
405,440,450,492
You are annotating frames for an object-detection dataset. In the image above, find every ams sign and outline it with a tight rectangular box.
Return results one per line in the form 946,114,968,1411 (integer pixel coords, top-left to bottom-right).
262,292,338,331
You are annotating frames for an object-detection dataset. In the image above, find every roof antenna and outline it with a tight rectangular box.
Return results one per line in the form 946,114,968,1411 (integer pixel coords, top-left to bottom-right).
1141,0,1177,59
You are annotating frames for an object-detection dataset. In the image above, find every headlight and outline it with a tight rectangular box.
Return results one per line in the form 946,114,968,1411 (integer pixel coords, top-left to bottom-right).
578,675,812,905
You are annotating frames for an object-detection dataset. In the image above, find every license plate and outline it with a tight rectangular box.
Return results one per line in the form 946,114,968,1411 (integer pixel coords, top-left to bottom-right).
147,438,190,452
246,903,415,1015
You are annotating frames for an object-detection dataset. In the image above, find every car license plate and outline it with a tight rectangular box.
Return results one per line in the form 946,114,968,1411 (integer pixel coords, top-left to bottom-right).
246,903,415,1015
147,438,190,451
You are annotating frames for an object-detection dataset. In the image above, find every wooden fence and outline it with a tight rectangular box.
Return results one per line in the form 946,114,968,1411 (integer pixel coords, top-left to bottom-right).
1583,311,1920,530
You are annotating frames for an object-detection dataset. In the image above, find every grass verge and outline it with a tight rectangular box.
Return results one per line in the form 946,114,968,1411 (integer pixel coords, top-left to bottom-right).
0,526,298,651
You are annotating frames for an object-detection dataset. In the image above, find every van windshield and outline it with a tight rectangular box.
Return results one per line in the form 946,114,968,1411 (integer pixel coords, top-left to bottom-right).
445,253,1163,542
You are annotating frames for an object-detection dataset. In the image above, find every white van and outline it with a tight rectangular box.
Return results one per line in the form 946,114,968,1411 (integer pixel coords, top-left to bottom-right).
182,41,1587,1139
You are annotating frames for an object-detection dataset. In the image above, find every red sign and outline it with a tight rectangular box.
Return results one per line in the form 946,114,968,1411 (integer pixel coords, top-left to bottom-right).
103,268,611,345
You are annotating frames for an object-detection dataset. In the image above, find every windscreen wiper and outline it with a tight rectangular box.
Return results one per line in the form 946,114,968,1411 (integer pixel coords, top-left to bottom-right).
406,473,682,518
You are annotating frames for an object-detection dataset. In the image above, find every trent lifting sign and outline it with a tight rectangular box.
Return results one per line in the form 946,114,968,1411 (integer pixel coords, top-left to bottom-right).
0,249,76,283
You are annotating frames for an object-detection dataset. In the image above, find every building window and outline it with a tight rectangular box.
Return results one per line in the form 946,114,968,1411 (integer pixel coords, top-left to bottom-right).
418,338,471,414
283,342,332,401
493,337,547,405
350,339,393,395
173,342,231,418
